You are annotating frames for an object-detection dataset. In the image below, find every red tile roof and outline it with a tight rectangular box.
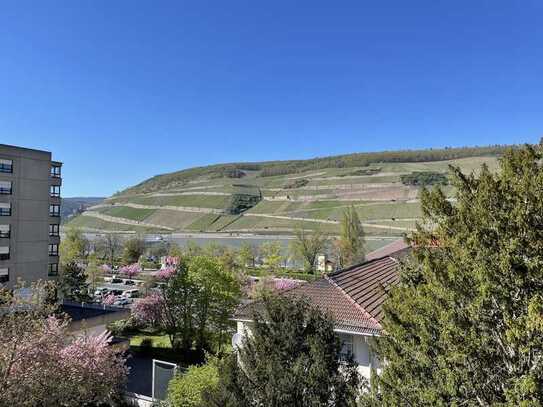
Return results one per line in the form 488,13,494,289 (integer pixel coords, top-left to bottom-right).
365,239,411,261
234,251,407,335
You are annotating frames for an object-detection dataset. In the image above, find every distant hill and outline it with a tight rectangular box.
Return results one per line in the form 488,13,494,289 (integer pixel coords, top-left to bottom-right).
61,197,104,222
67,145,515,237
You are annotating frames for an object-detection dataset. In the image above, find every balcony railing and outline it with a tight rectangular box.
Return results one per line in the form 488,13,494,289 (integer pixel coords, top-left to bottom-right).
0,209,11,217
0,231,10,239
0,253,10,261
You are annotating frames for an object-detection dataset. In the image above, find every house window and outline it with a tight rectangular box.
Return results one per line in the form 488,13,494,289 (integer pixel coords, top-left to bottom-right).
0,225,10,238
49,204,60,217
48,244,59,256
50,165,61,178
338,333,354,362
50,185,60,198
0,181,12,195
49,224,59,237
0,159,12,174
48,263,59,276
0,246,9,261
0,267,8,283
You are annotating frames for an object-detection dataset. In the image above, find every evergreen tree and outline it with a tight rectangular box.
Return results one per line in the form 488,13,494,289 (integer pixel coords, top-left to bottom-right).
205,295,361,407
338,206,365,267
59,261,91,302
370,145,543,406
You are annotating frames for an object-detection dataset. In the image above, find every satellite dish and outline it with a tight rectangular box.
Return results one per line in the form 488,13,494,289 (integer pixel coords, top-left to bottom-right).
232,332,243,350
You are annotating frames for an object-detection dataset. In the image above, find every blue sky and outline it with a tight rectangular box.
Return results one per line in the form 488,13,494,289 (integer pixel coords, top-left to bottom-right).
1,1,542,196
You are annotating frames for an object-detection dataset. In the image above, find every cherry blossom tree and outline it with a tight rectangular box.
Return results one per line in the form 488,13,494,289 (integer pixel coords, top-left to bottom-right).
101,263,112,274
120,263,141,281
131,293,164,327
155,266,176,280
102,293,116,306
0,282,128,406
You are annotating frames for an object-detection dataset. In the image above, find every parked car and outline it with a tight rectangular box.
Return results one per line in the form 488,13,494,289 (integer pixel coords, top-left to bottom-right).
94,288,109,297
111,278,123,284
114,297,131,306
124,280,136,286
122,289,139,298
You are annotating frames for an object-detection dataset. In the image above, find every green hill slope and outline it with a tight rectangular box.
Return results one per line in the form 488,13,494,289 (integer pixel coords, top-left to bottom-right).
67,145,512,237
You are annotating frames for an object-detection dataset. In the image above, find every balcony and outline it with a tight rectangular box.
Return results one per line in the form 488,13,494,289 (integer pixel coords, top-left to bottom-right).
50,165,61,179
48,263,59,277
49,205,61,218
49,224,60,237
50,185,61,198
0,208,11,217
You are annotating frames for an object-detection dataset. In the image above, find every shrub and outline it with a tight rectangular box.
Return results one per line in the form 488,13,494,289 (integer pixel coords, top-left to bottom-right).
167,358,219,407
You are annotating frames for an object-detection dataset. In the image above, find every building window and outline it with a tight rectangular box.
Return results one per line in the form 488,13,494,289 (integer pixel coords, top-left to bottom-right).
0,267,8,283
48,244,59,256
0,246,9,261
50,185,61,198
49,204,60,217
0,203,10,217
0,159,12,174
48,263,59,276
49,224,59,237
0,181,12,195
338,333,354,362
50,165,61,178
0,225,10,238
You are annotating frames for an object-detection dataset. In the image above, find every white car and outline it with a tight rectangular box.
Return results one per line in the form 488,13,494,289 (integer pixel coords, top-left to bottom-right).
114,297,131,306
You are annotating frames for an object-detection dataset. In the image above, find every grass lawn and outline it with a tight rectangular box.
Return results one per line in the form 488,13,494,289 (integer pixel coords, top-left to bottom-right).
130,334,172,348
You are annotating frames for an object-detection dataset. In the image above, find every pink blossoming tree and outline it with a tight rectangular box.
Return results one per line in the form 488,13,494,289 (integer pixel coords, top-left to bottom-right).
120,263,141,281
131,293,165,327
0,282,128,406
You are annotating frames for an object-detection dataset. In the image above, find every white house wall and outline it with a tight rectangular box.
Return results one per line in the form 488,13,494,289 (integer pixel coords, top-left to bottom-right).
236,321,379,381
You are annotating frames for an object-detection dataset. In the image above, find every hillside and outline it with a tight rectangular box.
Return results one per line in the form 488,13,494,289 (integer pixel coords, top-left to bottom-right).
61,197,105,222
67,145,511,237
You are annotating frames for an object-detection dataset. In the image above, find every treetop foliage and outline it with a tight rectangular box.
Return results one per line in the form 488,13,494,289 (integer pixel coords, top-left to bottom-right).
371,145,543,406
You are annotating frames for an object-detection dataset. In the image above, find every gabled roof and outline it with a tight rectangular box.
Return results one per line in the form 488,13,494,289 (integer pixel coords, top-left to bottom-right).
234,249,407,335
365,238,411,261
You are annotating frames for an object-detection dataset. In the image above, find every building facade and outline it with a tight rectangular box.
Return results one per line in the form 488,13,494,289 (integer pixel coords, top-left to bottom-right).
0,144,62,288
233,240,411,382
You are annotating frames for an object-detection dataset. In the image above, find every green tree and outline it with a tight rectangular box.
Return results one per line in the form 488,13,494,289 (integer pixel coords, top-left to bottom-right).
189,256,241,352
337,206,365,267
237,242,257,271
96,233,122,266
59,227,88,265
159,255,240,352
205,295,361,407
371,145,543,406
167,357,220,407
59,261,91,302
260,241,283,274
85,253,103,292
290,223,329,273
122,237,144,264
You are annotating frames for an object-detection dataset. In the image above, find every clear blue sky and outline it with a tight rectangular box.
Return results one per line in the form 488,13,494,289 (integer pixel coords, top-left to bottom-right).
1,1,542,196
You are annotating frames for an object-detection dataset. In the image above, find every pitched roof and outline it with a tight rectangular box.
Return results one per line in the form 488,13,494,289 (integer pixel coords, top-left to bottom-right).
234,253,405,335
365,238,411,261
